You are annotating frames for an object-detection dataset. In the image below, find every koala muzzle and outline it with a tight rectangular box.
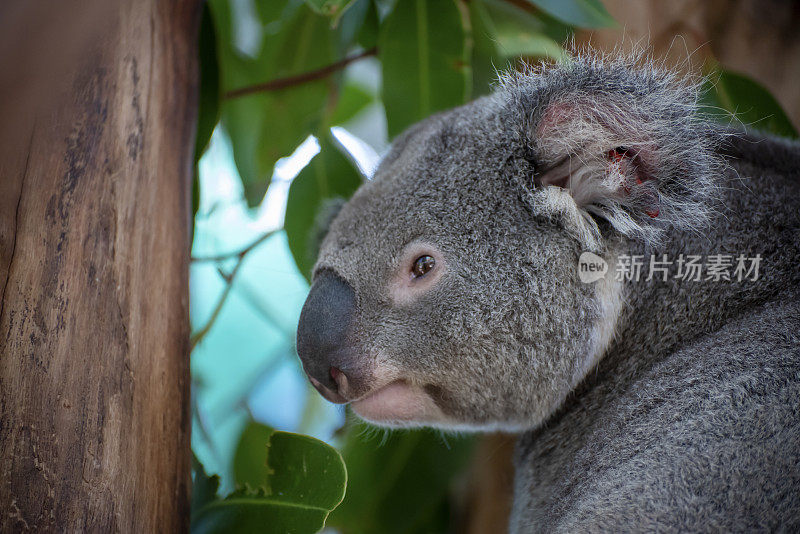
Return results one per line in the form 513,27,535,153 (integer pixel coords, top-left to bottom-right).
296,270,357,403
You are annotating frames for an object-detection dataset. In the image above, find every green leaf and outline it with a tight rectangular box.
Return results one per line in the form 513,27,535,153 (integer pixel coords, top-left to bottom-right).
211,1,337,206
326,81,375,127
193,4,221,237
327,426,475,534
355,0,380,50
482,0,567,61
221,96,269,206
336,0,372,52
469,0,505,96
191,452,220,522
233,422,276,490
374,0,399,21
209,0,271,205
304,0,358,24
701,68,798,139
380,0,469,138
284,135,364,281
523,0,615,28
495,30,565,61
193,425,347,534
254,0,290,26
483,0,572,44
195,3,221,164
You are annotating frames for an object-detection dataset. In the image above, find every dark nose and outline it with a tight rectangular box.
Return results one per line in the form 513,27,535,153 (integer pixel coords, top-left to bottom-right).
296,270,356,394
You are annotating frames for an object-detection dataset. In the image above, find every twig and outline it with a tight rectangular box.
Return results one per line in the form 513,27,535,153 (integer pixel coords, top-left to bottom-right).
191,230,277,263
224,47,378,100
189,230,277,348
502,0,539,14
189,257,244,349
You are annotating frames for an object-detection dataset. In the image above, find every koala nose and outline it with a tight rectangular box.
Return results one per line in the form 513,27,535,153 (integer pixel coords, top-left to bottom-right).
296,270,356,399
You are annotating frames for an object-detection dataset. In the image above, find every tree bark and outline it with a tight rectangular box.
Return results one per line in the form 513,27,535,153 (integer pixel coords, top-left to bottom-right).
0,0,199,531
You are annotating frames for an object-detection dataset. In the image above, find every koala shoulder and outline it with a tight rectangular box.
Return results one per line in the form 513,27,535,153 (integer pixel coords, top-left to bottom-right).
511,296,800,533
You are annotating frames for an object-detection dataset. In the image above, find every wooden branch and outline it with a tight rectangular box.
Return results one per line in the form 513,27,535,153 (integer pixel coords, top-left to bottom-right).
502,0,539,15
191,229,277,262
190,257,244,349
189,230,278,348
224,47,378,99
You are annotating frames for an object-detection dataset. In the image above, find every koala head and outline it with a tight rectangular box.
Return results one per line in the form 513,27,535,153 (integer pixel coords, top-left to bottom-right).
296,52,721,431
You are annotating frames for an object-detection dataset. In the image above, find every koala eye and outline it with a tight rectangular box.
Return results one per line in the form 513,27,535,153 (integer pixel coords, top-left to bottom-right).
411,255,436,278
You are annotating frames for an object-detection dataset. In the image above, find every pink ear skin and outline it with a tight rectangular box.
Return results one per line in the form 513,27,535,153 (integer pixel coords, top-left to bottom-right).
607,147,660,218
534,98,663,220
534,154,573,189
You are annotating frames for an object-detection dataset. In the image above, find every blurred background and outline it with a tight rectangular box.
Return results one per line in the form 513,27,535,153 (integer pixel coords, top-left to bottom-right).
188,0,799,532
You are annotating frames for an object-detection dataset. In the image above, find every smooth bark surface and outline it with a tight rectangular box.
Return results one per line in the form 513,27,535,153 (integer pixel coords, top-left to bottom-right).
0,0,199,530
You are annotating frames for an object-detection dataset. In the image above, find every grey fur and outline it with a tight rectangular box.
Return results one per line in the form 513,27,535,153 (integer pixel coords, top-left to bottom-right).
301,51,800,531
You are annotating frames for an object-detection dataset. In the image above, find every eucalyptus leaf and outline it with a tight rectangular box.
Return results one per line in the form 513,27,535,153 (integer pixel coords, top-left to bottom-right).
304,0,358,23
483,0,567,61
208,0,272,204
524,0,615,28
355,0,380,50
284,135,364,281
470,0,506,97
374,0,399,22
495,30,565,61
327,426,475,534
701,68,798,139
326,81,375,127
191,453,220,522
221,88,273,205
483,0,572,44
195,3,221,164
193,426,347,534
210,1,338,206
380,0,469,138
193,3,221,234
336,0,371,52
233,422,275,490
255,0,292,27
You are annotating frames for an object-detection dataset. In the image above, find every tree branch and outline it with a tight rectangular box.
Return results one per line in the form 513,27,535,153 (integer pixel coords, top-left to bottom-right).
224,47,378,100
191,230,277,263
189,230,278,349
502,0,539,15
189,257,243,349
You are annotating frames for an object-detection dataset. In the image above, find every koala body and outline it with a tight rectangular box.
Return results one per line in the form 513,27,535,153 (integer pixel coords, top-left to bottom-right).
296,52,800,531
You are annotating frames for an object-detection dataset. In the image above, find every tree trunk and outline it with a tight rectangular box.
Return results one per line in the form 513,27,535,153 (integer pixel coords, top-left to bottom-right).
0,0,199,531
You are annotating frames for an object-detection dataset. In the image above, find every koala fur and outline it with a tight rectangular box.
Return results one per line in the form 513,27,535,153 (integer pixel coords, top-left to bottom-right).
296,50,800,531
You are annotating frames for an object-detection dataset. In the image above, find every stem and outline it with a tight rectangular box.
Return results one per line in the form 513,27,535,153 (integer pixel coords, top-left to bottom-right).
189,257,244,349
189,230,277,348
191,230,277,263
224,47,378,100
502,0,539,14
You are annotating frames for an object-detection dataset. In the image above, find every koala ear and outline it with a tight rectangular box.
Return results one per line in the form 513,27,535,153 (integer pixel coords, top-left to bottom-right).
528,93,720,245
533,98,661,218
535,121,660,218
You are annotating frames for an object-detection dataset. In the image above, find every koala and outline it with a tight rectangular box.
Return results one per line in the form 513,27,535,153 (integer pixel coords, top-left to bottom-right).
296,50,800,532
